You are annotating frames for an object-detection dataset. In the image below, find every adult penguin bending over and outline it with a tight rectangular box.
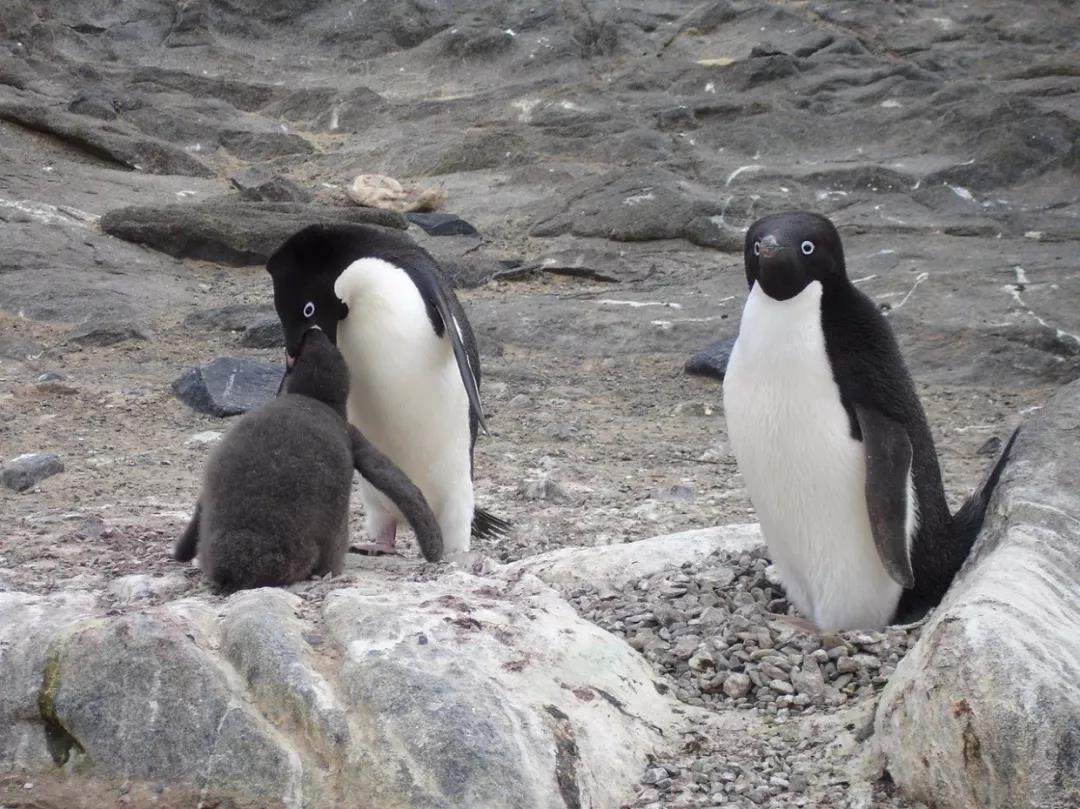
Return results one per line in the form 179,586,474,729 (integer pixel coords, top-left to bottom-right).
722,211,1018,631
267,223,509,559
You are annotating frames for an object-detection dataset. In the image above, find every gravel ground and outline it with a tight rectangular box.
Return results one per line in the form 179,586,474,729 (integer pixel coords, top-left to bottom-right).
564,547,927,809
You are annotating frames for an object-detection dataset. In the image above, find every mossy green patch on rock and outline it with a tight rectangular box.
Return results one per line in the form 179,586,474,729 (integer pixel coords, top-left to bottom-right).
38,638,86,767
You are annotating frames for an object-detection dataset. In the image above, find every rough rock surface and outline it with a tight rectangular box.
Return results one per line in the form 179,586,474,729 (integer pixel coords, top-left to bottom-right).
876,379,1080,809
0,453,65,492
101,199,406,265
508,524,762,591
0,565,689,809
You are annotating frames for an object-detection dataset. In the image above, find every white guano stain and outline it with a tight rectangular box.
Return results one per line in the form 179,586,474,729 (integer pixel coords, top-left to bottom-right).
0,198,99,227
1005,266,1080,347
598,299,683,309
725,165,764,187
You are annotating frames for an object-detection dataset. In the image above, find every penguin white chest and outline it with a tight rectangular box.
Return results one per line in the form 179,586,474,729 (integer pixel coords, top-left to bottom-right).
722,282,901,630
333,258,474,550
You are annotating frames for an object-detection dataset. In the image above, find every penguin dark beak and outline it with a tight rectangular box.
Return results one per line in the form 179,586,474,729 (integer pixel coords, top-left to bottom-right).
759,234,783,259
756,237,807,301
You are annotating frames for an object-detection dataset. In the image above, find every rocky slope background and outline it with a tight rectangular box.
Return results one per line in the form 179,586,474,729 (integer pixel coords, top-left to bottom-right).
1,1,1078,807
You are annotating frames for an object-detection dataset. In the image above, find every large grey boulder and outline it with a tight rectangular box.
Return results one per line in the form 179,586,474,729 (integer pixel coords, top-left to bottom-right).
875,379,1080,809
172,356,283,417
0,569,687,808
100,199,407,265
507,523,762,592
0,453,65,492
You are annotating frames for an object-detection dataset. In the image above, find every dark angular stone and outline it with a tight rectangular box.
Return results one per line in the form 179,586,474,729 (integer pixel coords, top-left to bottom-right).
685,336,736,381
749,43,788,58
173,357,283,417
218,129,314,161
164,0,215,48
184,304,274,334
240,317,284,349
230,170,312,203
1,453,64,492
656,106,698,131
685,1,737,32
67,92,117,120
406,212,479,236
68,322,149,346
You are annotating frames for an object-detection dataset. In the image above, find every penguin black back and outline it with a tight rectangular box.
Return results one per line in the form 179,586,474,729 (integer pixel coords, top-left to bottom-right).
173,328,444,590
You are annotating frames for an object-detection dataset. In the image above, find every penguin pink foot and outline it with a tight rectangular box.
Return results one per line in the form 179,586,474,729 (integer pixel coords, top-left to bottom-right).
766,612,819,634
349,523,399,556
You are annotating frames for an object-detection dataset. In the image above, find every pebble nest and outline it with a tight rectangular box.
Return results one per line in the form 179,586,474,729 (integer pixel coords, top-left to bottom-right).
567,546,926,809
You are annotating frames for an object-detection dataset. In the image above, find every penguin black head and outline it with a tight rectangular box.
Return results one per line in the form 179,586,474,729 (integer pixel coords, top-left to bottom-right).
267,225,353,365
744,211,847,301
282,327,350,409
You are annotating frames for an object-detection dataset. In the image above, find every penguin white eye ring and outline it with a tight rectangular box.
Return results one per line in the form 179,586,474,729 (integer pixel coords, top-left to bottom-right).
302,301,315,318
753,241,761,256
801,240,815,255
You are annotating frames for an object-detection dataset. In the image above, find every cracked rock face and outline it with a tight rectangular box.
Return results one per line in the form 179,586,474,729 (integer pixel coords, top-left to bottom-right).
0,569,684,809
875,379,1080,809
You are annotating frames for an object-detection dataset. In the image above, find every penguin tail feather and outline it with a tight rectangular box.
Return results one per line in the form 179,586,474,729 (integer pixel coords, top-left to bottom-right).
472,507,511,539
174,505,201,562
949,425,1020,552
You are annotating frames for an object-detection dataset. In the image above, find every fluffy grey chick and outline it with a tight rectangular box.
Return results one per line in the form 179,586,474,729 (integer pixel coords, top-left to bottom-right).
174,327,443,590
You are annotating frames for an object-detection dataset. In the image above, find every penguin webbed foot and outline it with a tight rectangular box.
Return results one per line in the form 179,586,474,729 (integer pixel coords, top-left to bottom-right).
765,612,819,635
347,424,444,562
349,542,401,557
350,518,399,557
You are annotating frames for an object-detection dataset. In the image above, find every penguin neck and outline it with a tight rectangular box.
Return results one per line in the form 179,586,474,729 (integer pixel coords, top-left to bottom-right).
739,280,826,355
284,370,349,419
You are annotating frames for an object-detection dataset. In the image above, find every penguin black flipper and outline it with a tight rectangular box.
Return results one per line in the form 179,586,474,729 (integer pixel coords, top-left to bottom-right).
855,404,917,589
402,266,488,436
347,424,445,563
174,501,202,562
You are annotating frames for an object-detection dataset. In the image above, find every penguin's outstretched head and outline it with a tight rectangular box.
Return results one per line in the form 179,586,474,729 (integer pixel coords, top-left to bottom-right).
281,327,350,409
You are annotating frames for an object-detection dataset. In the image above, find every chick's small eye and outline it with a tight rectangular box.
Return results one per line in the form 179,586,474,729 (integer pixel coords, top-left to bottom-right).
302,301,315,318
801,240,815,255
753,241,761,256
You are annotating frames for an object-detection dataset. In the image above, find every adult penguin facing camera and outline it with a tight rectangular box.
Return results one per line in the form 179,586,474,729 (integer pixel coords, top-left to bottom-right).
722,211,1017,630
